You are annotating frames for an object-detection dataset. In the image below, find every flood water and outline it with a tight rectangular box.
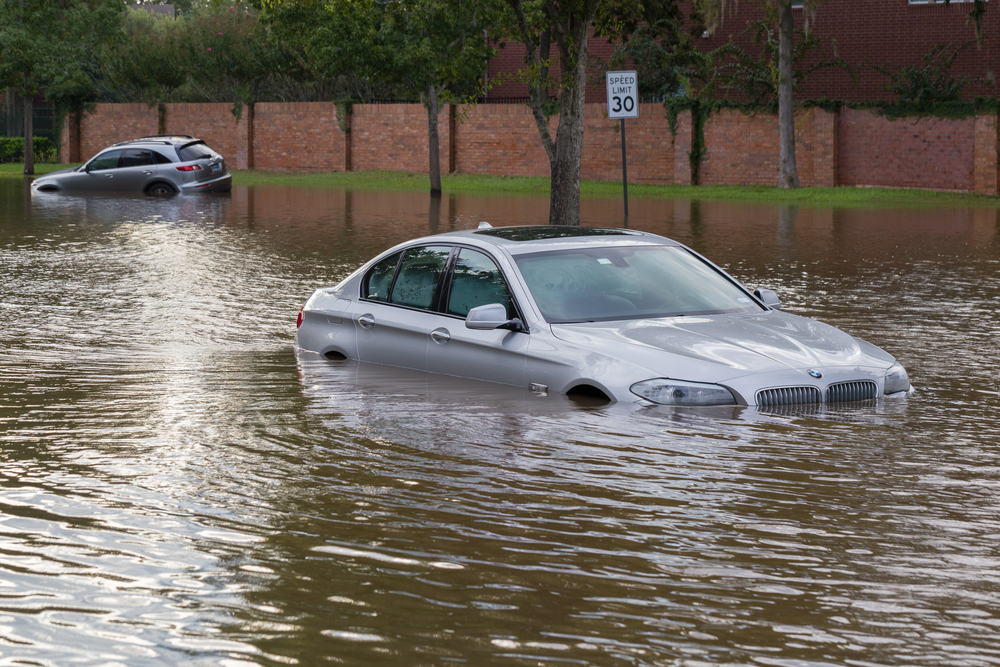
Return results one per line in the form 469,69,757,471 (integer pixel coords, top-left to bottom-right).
2,178,1000,666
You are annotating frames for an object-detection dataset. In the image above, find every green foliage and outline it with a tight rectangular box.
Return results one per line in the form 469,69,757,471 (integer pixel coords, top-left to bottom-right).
0,0,125,112
263,0,502,106
101,7,187,106
876,42,971,112
619,13,850,183
102,2,319,111
615,18,850,108
943,0,987,47
0,137,57,163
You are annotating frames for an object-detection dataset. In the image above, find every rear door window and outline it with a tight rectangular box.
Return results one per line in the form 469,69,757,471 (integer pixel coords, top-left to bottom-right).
152,151,174,164
121,149,155,167
388,246,452,311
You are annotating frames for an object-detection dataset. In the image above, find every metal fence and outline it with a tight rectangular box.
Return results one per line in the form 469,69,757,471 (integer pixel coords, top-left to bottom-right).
1,91,55,140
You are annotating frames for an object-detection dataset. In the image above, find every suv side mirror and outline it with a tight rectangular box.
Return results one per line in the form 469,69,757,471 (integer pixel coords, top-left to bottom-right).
466,303,524,332
754,288,781,309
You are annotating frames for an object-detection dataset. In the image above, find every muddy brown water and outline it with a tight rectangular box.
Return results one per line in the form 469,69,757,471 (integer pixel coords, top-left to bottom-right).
2,178,999,665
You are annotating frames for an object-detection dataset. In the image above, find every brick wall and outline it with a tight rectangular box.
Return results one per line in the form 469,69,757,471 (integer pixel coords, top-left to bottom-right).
456,103,553,177
62,102,999,196
67,103,158,164
164,103,250,169
582,103,673,184
974,113,999,196
352,104,450,174
838,107,976,191
254,102,347,172
456,103,672,182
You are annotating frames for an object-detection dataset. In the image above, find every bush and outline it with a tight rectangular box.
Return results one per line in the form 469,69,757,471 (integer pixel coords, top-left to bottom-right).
0,137,58,163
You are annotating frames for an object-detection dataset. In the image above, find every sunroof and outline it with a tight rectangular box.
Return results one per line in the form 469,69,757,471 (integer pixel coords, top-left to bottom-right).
475,226,637,241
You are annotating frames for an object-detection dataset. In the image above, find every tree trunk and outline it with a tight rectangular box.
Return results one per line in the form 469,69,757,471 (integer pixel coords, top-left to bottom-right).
548,17,592,226
549,64,587,226
426,83,442,198
776,0,799,189
23,93,34,176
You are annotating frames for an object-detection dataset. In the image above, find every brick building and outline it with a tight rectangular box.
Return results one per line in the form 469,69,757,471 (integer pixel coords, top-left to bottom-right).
486,0,999,103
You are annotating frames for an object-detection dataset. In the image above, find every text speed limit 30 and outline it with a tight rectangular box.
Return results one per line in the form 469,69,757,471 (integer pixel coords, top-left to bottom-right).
606,70,638,119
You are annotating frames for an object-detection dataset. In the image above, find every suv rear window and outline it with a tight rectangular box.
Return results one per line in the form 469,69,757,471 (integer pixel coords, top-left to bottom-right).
177,142,220,162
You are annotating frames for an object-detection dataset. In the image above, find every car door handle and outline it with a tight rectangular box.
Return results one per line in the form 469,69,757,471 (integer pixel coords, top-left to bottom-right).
142,170,152,175
104,174,113,178
430,328,451,344
358,313,375,329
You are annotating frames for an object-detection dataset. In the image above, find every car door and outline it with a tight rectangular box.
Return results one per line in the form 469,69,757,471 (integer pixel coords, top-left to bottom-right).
354,245,453,371
115,149,158,191
425,247,528,387
68,150,124,191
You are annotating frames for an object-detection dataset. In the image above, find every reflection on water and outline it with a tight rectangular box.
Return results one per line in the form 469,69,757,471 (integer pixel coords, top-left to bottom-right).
1,178,999,665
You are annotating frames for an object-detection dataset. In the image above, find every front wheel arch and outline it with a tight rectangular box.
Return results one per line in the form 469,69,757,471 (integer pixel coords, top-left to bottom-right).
565,383,613,404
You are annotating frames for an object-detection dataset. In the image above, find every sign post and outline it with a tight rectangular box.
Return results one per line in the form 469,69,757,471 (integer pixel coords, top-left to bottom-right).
606,70,638,227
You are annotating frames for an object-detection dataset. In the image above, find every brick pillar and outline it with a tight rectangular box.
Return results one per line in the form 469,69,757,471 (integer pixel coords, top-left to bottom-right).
974,113,998,196
246,102,255,170
672,110,692,186
343,105,352,172
448,104,457,174
60,111,82,164
812,108,838,187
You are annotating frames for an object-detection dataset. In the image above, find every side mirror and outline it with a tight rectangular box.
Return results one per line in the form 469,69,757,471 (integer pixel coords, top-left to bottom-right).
466,303,524,332
754,288,781,309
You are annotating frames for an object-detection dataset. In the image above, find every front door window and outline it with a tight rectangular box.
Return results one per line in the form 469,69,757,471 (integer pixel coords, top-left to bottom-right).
446,248,515,319
87,150,123,171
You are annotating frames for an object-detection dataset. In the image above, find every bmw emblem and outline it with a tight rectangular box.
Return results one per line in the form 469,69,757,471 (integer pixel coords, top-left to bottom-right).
808,369,823,379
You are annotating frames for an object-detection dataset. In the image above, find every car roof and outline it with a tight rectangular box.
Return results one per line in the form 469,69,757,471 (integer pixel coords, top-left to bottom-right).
405,225,679,256
110,136,200,148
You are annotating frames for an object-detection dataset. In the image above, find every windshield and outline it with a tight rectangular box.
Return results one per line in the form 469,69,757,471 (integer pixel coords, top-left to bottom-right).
514,245,764,323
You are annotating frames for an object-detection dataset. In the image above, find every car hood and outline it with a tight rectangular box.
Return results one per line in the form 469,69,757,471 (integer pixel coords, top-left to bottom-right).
549,310,895,380
33,167,78,180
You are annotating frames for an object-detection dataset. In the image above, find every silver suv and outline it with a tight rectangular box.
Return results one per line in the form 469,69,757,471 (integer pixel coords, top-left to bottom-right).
31,135,232,195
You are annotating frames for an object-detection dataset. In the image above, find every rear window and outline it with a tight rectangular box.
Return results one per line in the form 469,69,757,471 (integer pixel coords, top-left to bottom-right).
152,151,174,164
177,142,220,162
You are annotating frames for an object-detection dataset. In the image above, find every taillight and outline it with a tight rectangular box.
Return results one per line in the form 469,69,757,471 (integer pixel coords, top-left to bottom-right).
175,165,202,171
296,306,304,328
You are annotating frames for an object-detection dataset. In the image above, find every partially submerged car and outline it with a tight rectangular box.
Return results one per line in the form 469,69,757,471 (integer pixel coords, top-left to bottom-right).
296,225,911,407
31,135,232,195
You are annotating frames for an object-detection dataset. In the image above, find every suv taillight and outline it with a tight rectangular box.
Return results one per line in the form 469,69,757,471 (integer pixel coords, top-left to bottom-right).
296,307,304,329
176,165,202,171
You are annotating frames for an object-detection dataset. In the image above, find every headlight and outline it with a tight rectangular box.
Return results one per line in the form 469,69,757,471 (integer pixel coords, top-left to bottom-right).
884,362,910,394
630,379,736,406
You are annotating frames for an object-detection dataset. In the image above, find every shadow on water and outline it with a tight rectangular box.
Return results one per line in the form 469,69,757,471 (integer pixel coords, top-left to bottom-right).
1,180,999,664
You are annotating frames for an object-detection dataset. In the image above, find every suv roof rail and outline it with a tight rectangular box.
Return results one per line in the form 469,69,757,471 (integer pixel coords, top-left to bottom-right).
137,134,194,139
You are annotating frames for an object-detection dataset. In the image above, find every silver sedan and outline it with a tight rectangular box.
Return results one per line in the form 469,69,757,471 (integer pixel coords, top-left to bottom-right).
296,225,911,407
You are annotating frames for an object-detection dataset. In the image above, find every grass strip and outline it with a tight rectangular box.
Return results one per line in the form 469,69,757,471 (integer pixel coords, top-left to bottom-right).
231,169,1000,208
0,163,76,175
7,164,999,208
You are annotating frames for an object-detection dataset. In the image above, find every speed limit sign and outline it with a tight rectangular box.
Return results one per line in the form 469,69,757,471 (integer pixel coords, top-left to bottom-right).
606,70,638,119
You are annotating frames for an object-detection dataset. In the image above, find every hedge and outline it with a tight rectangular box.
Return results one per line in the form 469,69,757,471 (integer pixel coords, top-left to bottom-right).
0,137,58,164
